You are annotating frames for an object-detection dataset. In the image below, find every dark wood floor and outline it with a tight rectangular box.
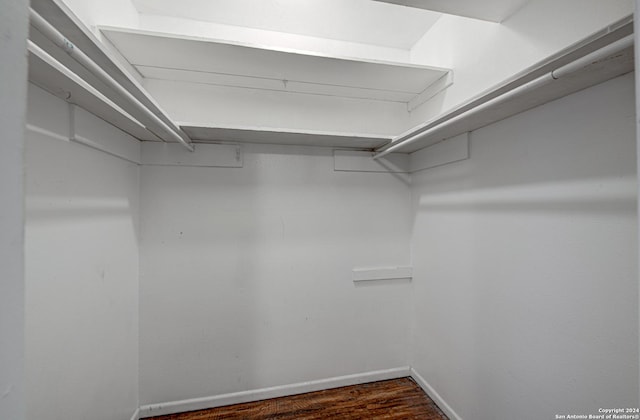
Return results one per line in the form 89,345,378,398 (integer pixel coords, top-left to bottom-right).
144,377,448,419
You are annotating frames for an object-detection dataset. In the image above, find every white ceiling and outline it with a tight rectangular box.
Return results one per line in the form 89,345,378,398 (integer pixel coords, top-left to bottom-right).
131,0,443,50
372,0,531,22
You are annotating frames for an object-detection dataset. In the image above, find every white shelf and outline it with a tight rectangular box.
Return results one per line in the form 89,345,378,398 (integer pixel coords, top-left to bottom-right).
29,0,191,144
32,0,631,157
28,42,157,141
382,15,634,154
100,27,451,104
180,124,392,149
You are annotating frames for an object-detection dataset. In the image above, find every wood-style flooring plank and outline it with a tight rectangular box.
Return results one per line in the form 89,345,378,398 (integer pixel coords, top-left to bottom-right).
144,377,448,419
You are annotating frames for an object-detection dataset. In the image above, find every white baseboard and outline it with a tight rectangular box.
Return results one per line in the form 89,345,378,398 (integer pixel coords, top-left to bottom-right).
138,366,411,418
410,367,462,420
129,407,139,420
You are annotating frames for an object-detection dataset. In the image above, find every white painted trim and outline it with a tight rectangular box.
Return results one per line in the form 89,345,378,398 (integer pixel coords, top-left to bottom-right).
334,150,410,173
636,0,640,405
141,142,242,168
410,367,463,420
25,123,70,143
180,123,391,149
409,132,469,173
72,134,141,165
26,119,141,166
129,407,140,420
408,71,454,112
139,367,411,418
352,266,413,282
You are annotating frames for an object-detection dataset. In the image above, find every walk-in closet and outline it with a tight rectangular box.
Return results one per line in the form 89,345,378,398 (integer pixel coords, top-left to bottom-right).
1,1,639,419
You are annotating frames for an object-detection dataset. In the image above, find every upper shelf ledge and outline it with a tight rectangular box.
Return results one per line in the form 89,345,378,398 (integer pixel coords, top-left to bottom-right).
375,15,634,156
99,27,452,105
178,123,392,149
29,0,193,147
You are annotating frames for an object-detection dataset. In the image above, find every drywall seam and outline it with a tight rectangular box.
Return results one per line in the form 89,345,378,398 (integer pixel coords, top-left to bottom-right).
138,367,411,417
410,367,463,420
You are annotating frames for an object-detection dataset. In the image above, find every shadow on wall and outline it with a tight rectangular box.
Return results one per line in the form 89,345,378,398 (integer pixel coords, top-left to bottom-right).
417,176,636,216
25,128,141,241
408,74,638,419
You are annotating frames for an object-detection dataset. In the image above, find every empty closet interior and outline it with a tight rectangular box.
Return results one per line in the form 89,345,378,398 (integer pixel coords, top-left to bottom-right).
14,0,639,419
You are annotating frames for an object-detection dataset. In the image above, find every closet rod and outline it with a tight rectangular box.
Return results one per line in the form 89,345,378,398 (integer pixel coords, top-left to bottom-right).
28,8,195,152
373,34,634,159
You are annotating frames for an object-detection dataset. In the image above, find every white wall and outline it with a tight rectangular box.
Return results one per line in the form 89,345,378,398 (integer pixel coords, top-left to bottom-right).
139,144,412,405
24,85,140,420
409,0,634,128
0,0,29,419
410,74,638,420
